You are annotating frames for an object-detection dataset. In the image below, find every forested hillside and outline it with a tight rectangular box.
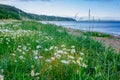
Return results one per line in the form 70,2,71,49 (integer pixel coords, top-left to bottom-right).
0,4,75,21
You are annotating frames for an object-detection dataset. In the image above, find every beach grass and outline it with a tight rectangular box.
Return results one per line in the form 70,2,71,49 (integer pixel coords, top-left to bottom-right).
83,31,112,38
0,20,120,80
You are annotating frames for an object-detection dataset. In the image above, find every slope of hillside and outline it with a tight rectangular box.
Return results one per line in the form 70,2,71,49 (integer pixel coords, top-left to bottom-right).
0,4,22,19
0,20,119,79
0,4,75,21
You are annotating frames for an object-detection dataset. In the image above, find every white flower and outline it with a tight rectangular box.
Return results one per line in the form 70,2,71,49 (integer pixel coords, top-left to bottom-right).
39,56,43,59
49,46,54,50
71,49,76,54
46,59,51,63
63,48,66,51
71,60,76,64
79,57,83,61
61,45,65,48
34,56,39,60
36,45,41,49
54,46,58,50
71,46,75,48
17,48,22,52
23,46,27,51
79,52,84,55
22,52,26,55
0,75,4,80
35,55,43,60
61,60,70,64
57,50,64,54
76,59,81,66
68,55,74,59
54,52,58,56
33,50,39,55
44,48,48,51
31,70,35,77
82,63,87,68
55,54,61,59
19,56,25,60
63,51,68,55
11,53,16,56
51,57,55,60
35,73,40,76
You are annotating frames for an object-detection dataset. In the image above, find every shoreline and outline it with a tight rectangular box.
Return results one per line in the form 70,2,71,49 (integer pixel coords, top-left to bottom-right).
40,21,120,37
1,20,120,37
66,28,120,52
1,20,120,52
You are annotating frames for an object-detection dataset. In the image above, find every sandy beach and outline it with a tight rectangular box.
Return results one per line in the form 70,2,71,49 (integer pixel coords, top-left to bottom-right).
66,28,120,52
94,37,120,52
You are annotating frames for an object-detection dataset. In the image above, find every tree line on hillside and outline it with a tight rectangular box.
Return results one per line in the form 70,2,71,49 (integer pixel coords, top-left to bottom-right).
0,4,75,21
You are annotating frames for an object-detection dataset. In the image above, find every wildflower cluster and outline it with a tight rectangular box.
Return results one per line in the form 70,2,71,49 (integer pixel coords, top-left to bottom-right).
0,21,117,80
44,45,87,68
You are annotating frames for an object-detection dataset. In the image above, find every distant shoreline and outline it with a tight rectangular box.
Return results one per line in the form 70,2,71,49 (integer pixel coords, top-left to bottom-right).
1,20,120,36
76,20,120,23
40,20,120,22
40,21,120,36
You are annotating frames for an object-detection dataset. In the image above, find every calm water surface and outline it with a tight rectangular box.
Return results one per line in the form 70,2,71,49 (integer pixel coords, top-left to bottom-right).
41,21,120,36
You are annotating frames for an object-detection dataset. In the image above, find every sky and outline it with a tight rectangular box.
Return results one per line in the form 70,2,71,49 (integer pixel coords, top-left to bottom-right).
0,0,120,20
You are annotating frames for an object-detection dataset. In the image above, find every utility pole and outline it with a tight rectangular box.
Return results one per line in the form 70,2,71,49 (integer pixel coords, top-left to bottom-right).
88,9,91,32
89,9,91,21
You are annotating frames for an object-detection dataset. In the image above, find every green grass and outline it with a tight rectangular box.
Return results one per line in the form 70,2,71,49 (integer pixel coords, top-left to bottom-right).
83,31,112,38
0,20,120,80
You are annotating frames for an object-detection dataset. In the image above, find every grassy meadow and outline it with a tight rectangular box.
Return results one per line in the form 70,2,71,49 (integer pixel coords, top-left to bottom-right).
0,20,120,80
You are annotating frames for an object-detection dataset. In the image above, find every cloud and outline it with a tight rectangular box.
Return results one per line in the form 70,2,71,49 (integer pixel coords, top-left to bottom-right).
0,0,14,4
18,0,51,2
84,0,113,2
0,0,51,2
